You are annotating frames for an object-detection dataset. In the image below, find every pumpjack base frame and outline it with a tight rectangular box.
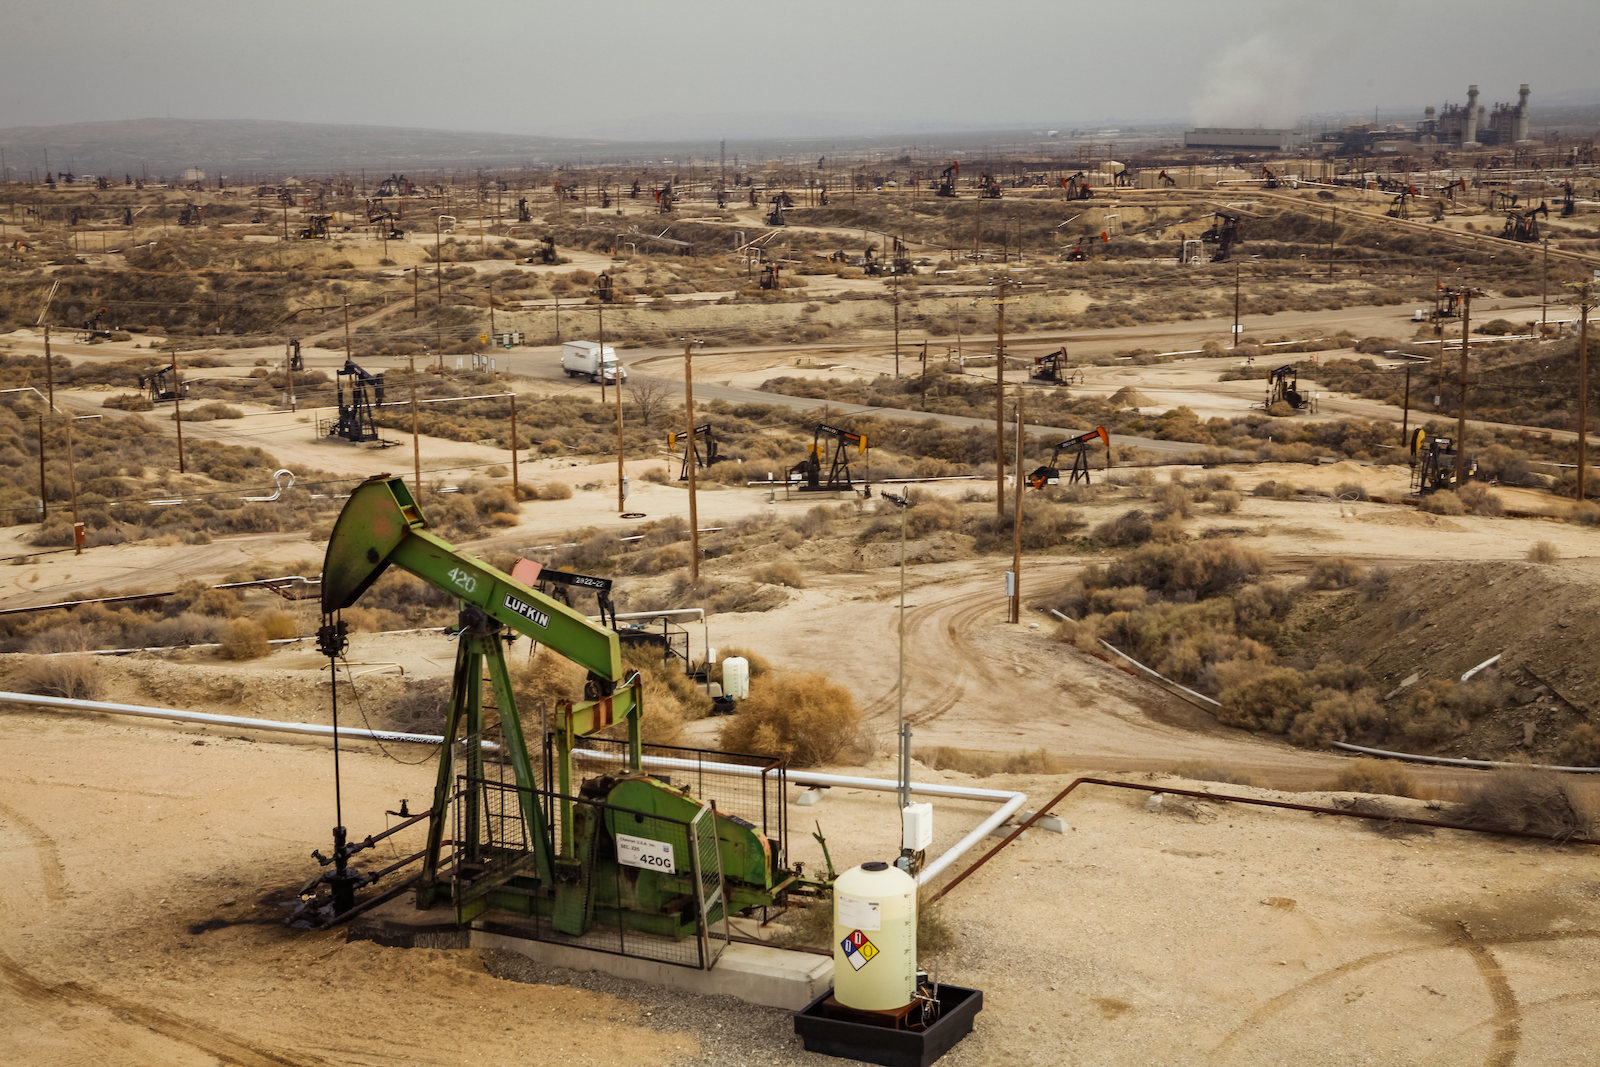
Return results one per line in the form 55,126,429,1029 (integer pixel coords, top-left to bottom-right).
346,894,832,1009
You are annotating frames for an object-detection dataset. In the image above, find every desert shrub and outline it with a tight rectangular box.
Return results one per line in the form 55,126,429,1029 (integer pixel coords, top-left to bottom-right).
1456,482,1504,516
1419,490,1464,515
1526,540,1560,564
1393,679,1468,745
1167,760,1260,787
183,402,243,421
257,609,298,641
1453,766,1597,839
1476,318,1517,336
1250,480,1296,500
1214,657,1380,745
903,497,965,537
509,647,587,729
472,485,518,518
915,746,1055,777
380,676,451,734
1217,665,1309,733
1211,490,1242,514
1334,481,1369,501
753,561,805,588
719,670,861,766
217,618,270,660
622,643,713,723
1329,758,1417,798
639,543,692,573
1092,508,1153,546
1557,723,1600,766
1566,500,1600,525
716,646,772,681
1288,687,1384,746
1103,541,1264,600
103,393,154,411
1150,483,1193,519
534,482,574,501
8,654,102,699
129,612,224,647
1305,557,1362,591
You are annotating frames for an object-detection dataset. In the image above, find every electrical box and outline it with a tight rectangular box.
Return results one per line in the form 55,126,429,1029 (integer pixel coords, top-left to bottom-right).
902,802,934,852
1004,571,1015,597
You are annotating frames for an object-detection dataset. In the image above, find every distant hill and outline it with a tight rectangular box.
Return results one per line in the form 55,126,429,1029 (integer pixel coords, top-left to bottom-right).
0,118,618,180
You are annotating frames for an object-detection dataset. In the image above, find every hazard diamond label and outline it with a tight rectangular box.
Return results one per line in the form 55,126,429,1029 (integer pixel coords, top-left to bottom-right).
840,929,879,970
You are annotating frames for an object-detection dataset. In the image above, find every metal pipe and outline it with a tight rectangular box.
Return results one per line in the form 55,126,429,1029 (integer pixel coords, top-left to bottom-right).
569,750,1027,886
1,691,1026,890
0,690,445,745
1330,741,1600,774
928,775,1600,906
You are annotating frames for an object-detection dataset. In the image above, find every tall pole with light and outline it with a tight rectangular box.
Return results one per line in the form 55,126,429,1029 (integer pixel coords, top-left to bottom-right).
683,337,702,582
1568,280,1595,502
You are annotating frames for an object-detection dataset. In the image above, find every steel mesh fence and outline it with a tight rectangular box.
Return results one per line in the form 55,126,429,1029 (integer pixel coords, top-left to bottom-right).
564,736,787,871
451,774,725,969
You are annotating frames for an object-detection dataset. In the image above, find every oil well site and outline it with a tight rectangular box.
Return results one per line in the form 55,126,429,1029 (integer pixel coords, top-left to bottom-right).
4,81,1600,1067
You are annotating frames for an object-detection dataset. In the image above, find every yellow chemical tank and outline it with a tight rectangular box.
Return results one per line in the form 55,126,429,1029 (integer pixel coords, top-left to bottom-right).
832,861,917,1011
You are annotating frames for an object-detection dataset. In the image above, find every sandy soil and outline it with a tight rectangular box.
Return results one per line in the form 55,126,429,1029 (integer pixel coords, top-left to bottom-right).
5,285,1600,1063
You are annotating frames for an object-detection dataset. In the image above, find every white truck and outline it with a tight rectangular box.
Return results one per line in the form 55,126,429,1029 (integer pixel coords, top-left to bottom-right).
560,340,625,384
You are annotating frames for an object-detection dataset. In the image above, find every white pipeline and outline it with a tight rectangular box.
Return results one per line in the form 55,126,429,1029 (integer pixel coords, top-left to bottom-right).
3,693,1029,886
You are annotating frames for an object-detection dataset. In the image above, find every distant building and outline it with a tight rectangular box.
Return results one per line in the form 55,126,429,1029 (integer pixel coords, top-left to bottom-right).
1419,84,1531,146
1325,83,1532,155
1183,127,1303,151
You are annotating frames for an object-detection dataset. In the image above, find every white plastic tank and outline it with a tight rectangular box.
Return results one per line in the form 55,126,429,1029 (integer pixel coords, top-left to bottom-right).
832,861,917,1011
721,657,750,701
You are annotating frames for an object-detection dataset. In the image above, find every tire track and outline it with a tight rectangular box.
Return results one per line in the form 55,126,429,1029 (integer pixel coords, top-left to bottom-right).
0,800,67,903
1454,921,1522,1067
0,951,324,1067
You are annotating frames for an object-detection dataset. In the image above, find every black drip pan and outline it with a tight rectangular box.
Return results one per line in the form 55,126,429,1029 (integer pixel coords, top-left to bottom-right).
793,985,982,1067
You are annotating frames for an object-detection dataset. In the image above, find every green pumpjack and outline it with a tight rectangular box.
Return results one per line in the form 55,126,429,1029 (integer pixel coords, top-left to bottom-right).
320,475,795,938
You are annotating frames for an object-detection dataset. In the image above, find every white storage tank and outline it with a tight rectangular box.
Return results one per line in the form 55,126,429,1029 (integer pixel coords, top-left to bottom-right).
721,656,750,701
832,861,917,1011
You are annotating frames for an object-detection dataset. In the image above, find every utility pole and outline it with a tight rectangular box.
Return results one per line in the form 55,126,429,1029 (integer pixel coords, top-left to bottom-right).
1327,205,1336,281
487,277,496,343
1232,262,1241,350
435,215,444,308
285,340,297,411
412,267,419,318
43,324,54,409
36,416,47,521
64,411,81,554
171,341,186,474
1402,362,1413,445
409,352,421,499
600,291,624,513
892,269,900,378
1009,393,1024,624
683,338,701,583
1569,281,1595,502
1541,237,1550,330
994,277,1007,516
1454,288,1473,486
509,393,519,498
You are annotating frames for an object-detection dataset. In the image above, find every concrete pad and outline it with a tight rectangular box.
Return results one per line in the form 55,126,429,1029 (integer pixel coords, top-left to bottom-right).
472,927,834,1010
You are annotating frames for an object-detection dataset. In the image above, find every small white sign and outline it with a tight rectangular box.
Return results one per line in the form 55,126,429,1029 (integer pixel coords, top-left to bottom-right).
837,892,881,932
616,833,675,874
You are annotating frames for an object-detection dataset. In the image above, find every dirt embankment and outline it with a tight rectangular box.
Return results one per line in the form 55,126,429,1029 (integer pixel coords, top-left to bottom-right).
1293,561,1600,761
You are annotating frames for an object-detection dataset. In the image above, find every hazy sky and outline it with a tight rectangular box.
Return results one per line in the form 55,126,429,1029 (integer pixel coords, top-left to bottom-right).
4,0,1595,139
